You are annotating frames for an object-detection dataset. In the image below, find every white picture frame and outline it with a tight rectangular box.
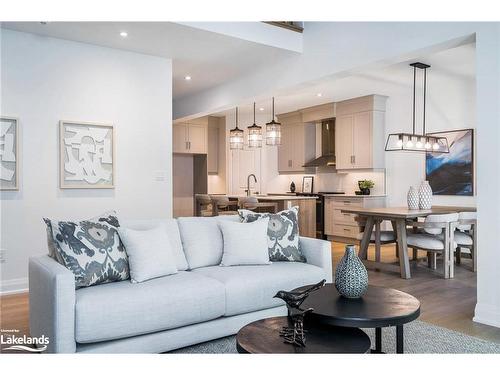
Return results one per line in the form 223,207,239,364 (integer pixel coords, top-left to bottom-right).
59,120,115,189
302,176,314,194
0,116,20,191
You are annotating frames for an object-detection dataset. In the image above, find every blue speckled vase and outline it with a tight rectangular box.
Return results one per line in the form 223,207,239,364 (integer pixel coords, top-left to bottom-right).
335,245,368,299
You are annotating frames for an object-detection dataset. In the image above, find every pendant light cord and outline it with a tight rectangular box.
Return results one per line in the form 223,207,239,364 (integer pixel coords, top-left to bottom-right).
423,67,427,136
412,65,416,135
253,102,256,124
236,107,239,129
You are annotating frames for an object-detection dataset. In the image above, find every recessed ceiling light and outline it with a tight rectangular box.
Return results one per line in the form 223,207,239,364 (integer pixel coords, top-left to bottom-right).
259,107,265,111
184,75,192,81
316,93,323,97
120,31,128,38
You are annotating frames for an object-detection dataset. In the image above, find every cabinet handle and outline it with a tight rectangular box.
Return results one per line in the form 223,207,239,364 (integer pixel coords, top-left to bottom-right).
343,201,351,205
353,155,356,164
186,141,189,150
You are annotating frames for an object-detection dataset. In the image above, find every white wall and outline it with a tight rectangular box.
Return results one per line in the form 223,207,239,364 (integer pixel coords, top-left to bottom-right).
0,30,173,293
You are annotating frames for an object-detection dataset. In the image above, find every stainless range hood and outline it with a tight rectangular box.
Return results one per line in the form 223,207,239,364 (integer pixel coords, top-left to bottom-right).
303,118,336,167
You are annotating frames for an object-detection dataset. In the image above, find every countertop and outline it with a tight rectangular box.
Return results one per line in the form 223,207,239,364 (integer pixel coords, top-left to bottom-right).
323,194,387,198
227,195,318,201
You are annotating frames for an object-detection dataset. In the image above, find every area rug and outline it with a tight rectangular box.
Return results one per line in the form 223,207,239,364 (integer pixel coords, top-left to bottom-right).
171,320,500,354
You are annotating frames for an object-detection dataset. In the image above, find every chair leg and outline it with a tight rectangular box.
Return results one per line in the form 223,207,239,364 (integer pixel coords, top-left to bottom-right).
412,248,418,261
427,252,437,270
456,247,461,265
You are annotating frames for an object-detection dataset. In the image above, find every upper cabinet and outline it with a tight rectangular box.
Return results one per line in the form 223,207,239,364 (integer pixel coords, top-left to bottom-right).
335,95,387,170
277,112,316,173
173,117,208,154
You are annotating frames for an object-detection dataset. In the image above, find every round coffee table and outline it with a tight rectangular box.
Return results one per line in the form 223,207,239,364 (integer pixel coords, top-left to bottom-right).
236,316,371,354
297,284,420,353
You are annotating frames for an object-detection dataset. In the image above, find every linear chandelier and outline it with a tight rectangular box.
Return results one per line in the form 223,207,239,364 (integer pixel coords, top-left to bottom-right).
385,62,449,153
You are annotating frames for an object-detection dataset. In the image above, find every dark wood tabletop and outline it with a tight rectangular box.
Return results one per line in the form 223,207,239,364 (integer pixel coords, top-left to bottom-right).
298,284,421,328
236,316,371,354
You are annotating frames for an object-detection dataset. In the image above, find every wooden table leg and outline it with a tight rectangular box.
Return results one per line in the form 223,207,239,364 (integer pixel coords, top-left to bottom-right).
375,220,381,263
396,219,411,279
391,220,399,258
396,325,404,354
359,216,374,260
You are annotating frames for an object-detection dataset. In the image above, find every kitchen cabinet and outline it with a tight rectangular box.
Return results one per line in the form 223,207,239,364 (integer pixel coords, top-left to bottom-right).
324,195,386,241
335,95,387,170
173,118,207,154
277,112,316,173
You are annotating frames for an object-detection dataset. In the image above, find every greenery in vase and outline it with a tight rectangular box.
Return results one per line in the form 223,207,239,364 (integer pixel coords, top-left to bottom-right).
358,180,375,189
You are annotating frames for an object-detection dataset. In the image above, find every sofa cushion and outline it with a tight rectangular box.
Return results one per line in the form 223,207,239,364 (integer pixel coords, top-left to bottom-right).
193,262,326,316
120,219,188,271
219,218,271,266
118,225,178,283
177,217,224,269
75,271,225,343
49,212,130,288
238,207,306,262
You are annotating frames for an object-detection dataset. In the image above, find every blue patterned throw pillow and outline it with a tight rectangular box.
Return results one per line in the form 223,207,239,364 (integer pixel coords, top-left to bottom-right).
238,206,306,262
46,212,129,288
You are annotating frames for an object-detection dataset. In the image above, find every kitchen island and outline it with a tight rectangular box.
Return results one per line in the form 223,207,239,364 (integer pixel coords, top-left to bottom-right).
227,195,318,238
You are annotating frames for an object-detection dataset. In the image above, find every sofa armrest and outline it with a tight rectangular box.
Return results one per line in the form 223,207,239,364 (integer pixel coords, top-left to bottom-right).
300,237,333,283
29,255,76,353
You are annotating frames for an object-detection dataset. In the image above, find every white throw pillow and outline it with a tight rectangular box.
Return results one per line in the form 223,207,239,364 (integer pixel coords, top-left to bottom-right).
219,217,271,266
118,225,178,283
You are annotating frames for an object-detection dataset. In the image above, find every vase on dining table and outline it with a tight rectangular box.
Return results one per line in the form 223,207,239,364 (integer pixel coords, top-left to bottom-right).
418,180,433,209
407,186,419,210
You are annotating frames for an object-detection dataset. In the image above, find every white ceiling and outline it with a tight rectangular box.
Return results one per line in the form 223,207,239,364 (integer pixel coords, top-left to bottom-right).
212,43,476,119
1,22,296,100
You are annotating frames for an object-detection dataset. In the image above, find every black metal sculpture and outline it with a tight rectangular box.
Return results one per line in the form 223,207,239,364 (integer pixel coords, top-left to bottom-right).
273,279,326,347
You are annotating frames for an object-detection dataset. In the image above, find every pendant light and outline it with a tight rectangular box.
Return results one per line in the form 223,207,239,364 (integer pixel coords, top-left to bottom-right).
265,97,281,146
385,62,449,153
229,107,244,150
247,102,263,148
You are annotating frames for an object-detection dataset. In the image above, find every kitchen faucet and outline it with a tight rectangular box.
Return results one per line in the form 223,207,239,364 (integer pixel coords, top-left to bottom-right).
246,174,257,196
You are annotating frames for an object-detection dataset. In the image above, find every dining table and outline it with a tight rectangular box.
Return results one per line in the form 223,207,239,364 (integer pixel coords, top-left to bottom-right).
340,205,476,279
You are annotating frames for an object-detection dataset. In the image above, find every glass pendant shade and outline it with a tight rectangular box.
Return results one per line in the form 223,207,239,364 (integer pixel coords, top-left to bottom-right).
385,62,449,154
247,103,263,148
229,107,244,150
266,97,281,146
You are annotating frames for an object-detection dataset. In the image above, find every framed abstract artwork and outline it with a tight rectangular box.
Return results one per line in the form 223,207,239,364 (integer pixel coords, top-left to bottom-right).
425,129,474,196
0,117,19,190
59,120,115,189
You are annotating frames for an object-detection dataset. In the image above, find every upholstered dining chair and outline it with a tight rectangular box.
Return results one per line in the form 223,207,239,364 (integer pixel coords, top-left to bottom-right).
454,211,477,272
406,213,459,278
195,194,214,217
368,219,397,263
211,195,239,216
238,196,278,213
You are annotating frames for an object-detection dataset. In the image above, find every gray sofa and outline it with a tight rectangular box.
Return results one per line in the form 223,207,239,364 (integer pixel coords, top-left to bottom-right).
29,215,332,353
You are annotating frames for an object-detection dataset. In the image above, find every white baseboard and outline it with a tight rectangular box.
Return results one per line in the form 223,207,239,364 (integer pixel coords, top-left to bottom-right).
0,277,28,296
474,302,500,328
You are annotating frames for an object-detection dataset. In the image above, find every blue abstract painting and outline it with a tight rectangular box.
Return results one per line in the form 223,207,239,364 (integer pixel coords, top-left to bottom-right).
426,129,474,196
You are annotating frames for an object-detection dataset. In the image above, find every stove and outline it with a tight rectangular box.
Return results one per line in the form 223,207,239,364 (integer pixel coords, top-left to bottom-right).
296,191,345,239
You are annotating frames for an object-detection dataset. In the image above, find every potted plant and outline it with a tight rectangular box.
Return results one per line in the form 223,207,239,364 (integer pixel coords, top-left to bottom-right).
358,180,374,195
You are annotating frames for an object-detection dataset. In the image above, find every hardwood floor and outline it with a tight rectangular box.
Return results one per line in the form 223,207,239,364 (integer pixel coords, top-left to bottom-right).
1,242,500,352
